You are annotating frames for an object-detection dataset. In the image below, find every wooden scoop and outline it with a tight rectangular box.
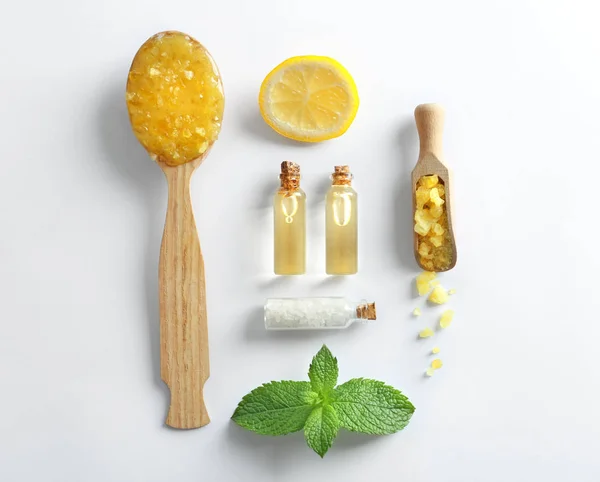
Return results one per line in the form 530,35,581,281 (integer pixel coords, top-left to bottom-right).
126,31,225,429
412,103,457,272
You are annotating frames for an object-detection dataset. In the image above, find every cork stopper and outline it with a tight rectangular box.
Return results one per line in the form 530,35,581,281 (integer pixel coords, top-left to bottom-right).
332,165,353,186
281,161,300,176
280,161,301,191
356,302,376,320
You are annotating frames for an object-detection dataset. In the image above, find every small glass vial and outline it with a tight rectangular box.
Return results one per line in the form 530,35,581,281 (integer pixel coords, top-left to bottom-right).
326,166,358,275
264,297,376,330
274,161,306,275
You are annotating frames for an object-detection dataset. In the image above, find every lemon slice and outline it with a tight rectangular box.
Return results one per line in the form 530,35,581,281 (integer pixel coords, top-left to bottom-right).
259,56,359,142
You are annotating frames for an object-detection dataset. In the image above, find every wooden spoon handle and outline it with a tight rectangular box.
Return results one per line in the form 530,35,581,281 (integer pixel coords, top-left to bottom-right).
415,103,445,159
159,161,209,429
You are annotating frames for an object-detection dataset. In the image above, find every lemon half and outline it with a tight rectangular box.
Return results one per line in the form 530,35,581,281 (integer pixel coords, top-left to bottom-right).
259,56,359,142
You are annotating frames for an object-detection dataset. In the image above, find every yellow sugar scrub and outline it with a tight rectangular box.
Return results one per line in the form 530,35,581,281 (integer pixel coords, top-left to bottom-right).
431,359,443,370
126,31,225,166
414,175,453,271
432,347,440,354
419,328,434,338
413,308,422,317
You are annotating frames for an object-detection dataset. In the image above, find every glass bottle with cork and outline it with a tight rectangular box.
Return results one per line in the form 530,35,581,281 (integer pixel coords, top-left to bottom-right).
274,161,306,275
264,297,376,330
326,165,358,275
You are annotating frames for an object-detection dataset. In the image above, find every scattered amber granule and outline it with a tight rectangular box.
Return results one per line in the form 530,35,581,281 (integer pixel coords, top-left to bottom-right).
126,31,225,166
416,271,436,296
448,289,456,295
419,328,434,338
432,346,440,354
414,175,453,271
413,308,422,316
431,359,443,370
439,310,454,328
429,285,449,304
425,368,435,377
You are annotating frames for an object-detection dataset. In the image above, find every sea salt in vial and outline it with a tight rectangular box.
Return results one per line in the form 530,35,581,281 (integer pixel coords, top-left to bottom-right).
264,297,376,330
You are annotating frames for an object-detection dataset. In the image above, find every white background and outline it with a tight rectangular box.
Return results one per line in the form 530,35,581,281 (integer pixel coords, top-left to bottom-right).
1,0,599,480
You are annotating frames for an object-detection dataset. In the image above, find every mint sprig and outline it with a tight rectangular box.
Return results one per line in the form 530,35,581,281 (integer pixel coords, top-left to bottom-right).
231,345,415,457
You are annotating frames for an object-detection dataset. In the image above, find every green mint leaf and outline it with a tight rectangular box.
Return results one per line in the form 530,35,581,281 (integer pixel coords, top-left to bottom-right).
304,405,339,458
232,381,318,435
308,345,338,394
331,378,415,435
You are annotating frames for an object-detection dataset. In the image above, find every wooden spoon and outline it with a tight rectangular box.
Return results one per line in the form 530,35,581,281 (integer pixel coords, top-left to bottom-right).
412,103,457,272
126,31,224,429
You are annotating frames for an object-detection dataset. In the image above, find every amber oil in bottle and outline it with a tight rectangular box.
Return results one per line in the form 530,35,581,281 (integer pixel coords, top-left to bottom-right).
274,161,306,275
326,165,358,275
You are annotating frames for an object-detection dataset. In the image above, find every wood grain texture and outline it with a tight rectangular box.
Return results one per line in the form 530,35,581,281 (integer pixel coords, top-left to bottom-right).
412,103,457,272
159,157,210,429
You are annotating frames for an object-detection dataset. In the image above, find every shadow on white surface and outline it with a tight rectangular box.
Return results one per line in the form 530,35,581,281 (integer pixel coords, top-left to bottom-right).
333,429,386,451
257,275,298,290
225,417,385,465
242,306,367,344
394,121,419,273
317,275,350,288
311,176,332,205
242,102,319,148
255,177,280,209
225,419,299,450
96,77,171,423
